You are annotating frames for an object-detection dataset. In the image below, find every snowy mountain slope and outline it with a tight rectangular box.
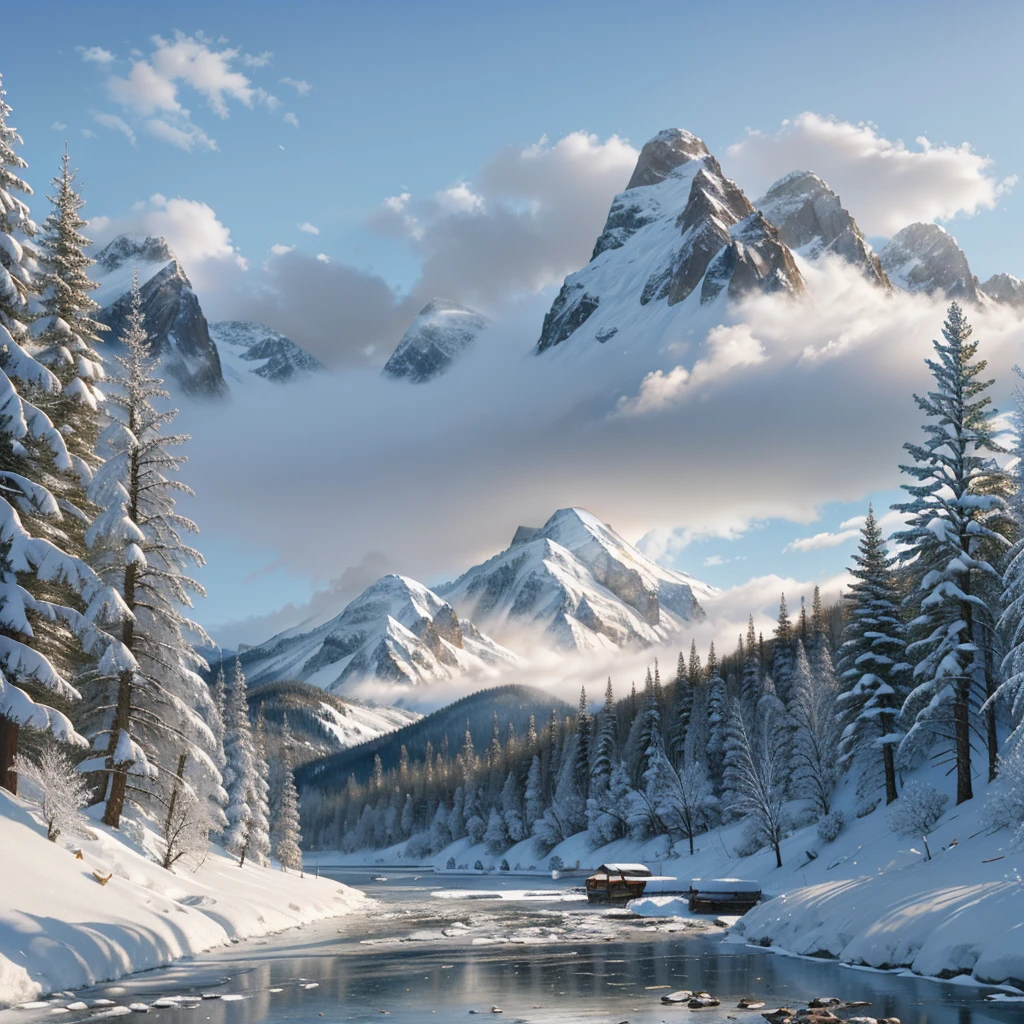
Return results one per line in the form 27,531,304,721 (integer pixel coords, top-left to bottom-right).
437,507,715,653
236,574,518,694
878,223,979,302
382,298,489,382
535,129,803,355
756,171,890,287
980,272,1024,309
210,320,324,384
93,235,227,397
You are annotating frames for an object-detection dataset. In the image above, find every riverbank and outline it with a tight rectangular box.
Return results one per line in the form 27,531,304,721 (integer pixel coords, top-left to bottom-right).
0,792,371,1008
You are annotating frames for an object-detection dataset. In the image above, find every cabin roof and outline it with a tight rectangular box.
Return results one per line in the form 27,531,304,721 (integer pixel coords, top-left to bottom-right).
596,863,651,875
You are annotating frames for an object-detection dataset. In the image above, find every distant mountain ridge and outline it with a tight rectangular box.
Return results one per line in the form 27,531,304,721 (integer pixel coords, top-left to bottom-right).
382,299,488,382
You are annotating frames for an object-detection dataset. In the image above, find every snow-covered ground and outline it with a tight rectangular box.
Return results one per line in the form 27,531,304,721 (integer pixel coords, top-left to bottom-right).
0,792,371,1009
320,765,1024,987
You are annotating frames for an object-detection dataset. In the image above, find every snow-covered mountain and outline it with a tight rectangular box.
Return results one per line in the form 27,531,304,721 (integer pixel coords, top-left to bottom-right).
382,299,489,383
535,129,803,354
210,320,324,384
437,507,715,653
93,235,227,397
980,272,1024,309
236,574,518,694
878,223,979,302
756,171,889,287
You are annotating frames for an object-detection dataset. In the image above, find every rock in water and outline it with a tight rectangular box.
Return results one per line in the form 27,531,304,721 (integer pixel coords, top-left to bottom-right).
382,299,488,383
662,990,694,1004
756,171,889,287
878,223,978,301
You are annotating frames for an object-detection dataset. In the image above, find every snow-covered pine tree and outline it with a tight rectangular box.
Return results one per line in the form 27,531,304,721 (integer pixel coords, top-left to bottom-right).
723,698,789,866
272,714,303,871
837,505,909,805
642,729,715,855
740,616,762,726
590,678,616,788
249,704,272,865
705,642,727,791
625,668,660,785
501,770,526,842
573,686,590,796
788,641,840,818
223,660,256,863
772,594,795,703
0,76,130,791
483,805,509,854
430,800,451,852
33,145,107,481
894,303,1013,803
82,272,216,828
995,365,1024,754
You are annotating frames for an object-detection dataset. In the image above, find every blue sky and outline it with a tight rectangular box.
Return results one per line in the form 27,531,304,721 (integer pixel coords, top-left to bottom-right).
4,0,1023,644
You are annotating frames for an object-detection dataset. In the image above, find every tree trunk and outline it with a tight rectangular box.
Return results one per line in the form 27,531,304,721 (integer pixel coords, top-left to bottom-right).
102,668,134,828
163,752,188,838
774,838,782,869
954,679,973,805
0,715,19,795
882,742,898,805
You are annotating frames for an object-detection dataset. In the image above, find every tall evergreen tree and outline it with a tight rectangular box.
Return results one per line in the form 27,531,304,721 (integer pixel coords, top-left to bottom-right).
788,641,840,817
272,715,303,871
590,678,616,786
705,642,727,791
740,615,761,725
668,649,693,766
223,660,256,863
573,686,590,795
0,76,128,791
82,274,215,828
772,594,795,702
837,506,908,804
894,303,1013,803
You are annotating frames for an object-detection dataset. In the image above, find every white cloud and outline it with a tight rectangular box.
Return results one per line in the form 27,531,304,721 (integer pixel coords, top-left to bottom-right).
78,45,115,65
283,112,299,129
280,77,311,96
297,221,320,235
50,121,67,131
89,194,245,280
704,555,725,567
80,128,97,139
243,51,273,68
615,324,767,417
784,508,909,553
270,243,295,255
367,130,638,309
144,118,217,152
315,253,330,263
93,112,136,145
725,113,1016,235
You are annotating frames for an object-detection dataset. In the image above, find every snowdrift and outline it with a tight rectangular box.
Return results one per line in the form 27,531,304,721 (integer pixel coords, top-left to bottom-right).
0,792,370,1008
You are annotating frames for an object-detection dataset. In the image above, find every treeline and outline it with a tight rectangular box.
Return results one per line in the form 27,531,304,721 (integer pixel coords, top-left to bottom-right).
304,304,1024,863
0,74,299,874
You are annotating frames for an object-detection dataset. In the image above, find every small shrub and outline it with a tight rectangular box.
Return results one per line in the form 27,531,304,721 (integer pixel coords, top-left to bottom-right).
548,855,564,871
500,858,510,871
816,810,846,844
888,781,949,837
856,799,881,819
445,856,456,870
473,859,484,871
733,824,764,858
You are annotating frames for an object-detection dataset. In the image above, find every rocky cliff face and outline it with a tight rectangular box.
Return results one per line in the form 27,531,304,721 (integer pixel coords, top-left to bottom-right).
756,171,890,287
93,235,227,397
536,129,804,354
878,223,979,302
382,299,489,383
980,272,1024,309
210,320,323,383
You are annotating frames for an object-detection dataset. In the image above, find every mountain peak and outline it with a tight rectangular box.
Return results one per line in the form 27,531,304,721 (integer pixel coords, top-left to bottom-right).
95,234,176,272
756,172,890,288
879,222,978,301
625,129,710,190
382,298,489,383
981,272,1024,308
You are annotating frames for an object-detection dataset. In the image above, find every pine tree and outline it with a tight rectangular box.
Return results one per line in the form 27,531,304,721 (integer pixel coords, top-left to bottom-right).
590,678,616,787
573,686,590,795
223,660,256,864
772,594,795,702
705,642,728,791
996,365,1024,754
272,715,303,871
0,76,129,792
894,303,1013,804
837,506,909,804
82,273,216,828
740,615,761,725
788,641,840,818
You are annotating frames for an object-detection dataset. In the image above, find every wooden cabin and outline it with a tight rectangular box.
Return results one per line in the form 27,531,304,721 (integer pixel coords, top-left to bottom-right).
687,878,762,914
585,863,654,902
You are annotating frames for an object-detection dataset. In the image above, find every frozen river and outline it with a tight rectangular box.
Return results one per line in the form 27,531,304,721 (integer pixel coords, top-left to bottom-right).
3,868,1021,1024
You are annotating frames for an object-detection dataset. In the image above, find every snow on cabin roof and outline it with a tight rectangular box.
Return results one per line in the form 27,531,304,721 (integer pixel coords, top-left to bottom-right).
596,863,651,875
689,878,760,891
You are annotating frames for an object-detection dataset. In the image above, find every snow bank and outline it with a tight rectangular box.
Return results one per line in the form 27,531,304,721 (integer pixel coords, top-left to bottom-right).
627,895,692,917
0,792,370,1008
